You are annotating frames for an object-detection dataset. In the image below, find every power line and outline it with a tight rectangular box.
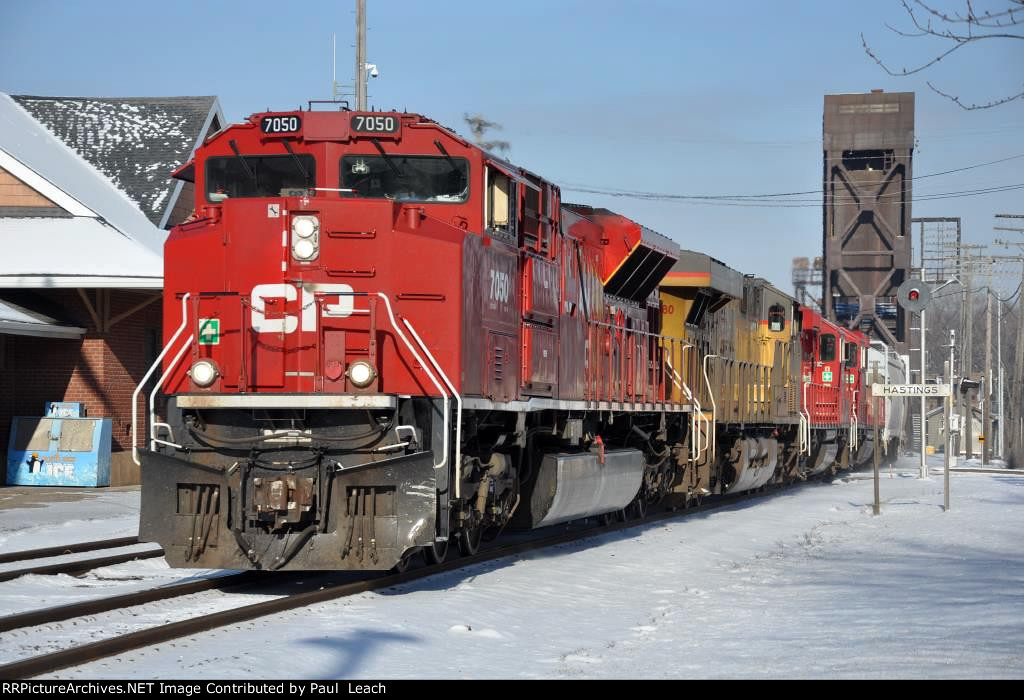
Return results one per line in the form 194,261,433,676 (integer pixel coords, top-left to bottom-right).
557,153,1024,207
516,123,1024,147
563,182,1024,209
993,280,1023,305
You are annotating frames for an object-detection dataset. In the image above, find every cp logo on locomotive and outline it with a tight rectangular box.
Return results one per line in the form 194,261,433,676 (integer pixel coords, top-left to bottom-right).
250,283,355,333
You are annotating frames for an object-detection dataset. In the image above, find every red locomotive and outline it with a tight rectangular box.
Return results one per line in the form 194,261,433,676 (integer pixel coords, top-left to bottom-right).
134,105,904,572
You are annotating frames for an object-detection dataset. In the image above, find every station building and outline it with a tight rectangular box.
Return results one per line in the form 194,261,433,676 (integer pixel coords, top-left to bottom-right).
0,94,223,484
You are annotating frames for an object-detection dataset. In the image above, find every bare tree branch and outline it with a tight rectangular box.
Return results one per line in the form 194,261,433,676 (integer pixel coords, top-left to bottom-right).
915,0,1024,28
927,80,1024,108
862,1,1024,109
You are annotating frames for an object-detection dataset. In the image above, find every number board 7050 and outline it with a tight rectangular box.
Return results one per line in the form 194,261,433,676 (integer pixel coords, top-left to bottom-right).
260,115,301,135
351,114,400,136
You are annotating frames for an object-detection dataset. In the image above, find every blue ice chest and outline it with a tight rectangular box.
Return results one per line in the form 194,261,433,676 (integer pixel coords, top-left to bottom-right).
6,416,112,487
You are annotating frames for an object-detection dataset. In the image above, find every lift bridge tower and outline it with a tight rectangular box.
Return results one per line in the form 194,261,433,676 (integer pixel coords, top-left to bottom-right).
823,90,914,354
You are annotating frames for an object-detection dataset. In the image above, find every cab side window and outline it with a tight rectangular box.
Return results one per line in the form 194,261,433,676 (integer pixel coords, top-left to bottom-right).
487,168,515,235
520,183,541,248
820,333,836,363
767,304,785,332
844,341,857,368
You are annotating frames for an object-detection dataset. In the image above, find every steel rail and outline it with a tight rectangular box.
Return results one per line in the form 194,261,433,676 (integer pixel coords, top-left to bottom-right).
0,548,164,584
0,571,265,634
0,481,806,680
0,537,140,565
942,467,1023,476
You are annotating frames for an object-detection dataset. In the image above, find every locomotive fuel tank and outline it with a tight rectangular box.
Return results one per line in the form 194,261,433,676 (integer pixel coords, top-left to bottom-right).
723,437,779,493
805,436,840,476
515,449,646,528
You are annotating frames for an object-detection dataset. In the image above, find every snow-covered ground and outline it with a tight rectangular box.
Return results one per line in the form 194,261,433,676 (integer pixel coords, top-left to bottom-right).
0,486,223,618
0,487,140,552
2,457,1023,679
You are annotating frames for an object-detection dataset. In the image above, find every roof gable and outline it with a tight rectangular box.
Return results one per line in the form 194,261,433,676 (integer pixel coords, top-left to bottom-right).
0,164,71,218
11,95,221,227
0,93,165,287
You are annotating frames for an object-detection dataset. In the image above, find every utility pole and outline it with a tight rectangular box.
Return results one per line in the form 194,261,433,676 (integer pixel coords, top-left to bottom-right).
355,0,367,111
997,295,1003,459
995,214,1024,466
958,244,987,460
963,261,974,459
983,285,992,465
1017,261,1024,465
949,329,957,463
919,303,928,478
1016,259,1024,466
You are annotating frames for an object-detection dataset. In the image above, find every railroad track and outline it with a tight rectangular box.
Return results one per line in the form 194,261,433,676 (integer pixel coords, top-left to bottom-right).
0,481,798,680
0,537,141,565
0,571,264,634
0,540,164,584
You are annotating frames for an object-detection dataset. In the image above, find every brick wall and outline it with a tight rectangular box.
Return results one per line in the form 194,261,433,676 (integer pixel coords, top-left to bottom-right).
0,289,163,467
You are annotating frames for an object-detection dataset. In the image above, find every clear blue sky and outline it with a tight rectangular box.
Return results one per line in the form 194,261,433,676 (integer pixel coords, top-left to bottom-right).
2,0,1021,290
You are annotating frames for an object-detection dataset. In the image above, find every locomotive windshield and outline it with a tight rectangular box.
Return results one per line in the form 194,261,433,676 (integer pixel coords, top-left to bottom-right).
340,155,469,203
205,154,315,201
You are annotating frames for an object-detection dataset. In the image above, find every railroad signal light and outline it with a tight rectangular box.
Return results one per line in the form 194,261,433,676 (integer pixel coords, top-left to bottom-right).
897,279,931,312
959,377,980,393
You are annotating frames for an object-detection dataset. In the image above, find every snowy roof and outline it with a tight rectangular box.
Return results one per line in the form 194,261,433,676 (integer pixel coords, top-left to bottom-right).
11,94,221,228
0,92,216,288
0,217,162,288
0,93,167,253
0,298,86,339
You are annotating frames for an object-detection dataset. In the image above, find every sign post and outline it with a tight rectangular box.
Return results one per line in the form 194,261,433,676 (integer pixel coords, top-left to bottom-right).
873,395,881,516
944,360,952,512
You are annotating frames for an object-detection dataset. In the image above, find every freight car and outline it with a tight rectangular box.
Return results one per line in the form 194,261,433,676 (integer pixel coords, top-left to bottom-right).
133,105,905,572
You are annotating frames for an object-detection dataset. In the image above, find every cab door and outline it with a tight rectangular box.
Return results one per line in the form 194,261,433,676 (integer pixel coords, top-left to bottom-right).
518,177,559,397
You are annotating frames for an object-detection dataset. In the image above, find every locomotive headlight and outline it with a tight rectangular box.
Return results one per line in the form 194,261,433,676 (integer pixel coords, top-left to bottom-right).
292,215,319,239
347,360,376,388
291,215,320,261
292,237,318,260
189,359,219,388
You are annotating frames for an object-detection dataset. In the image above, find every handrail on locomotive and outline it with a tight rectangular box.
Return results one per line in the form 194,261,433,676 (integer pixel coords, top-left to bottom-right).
131,289,456,467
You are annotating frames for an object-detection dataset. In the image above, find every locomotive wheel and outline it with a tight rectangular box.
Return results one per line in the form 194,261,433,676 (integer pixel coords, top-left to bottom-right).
629,496,648,520
423,538,449,566
391,548,417,574
458,525,483,557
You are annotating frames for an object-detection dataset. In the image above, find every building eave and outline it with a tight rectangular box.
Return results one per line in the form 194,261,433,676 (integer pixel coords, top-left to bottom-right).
0,320,87,339
0,275,163,289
